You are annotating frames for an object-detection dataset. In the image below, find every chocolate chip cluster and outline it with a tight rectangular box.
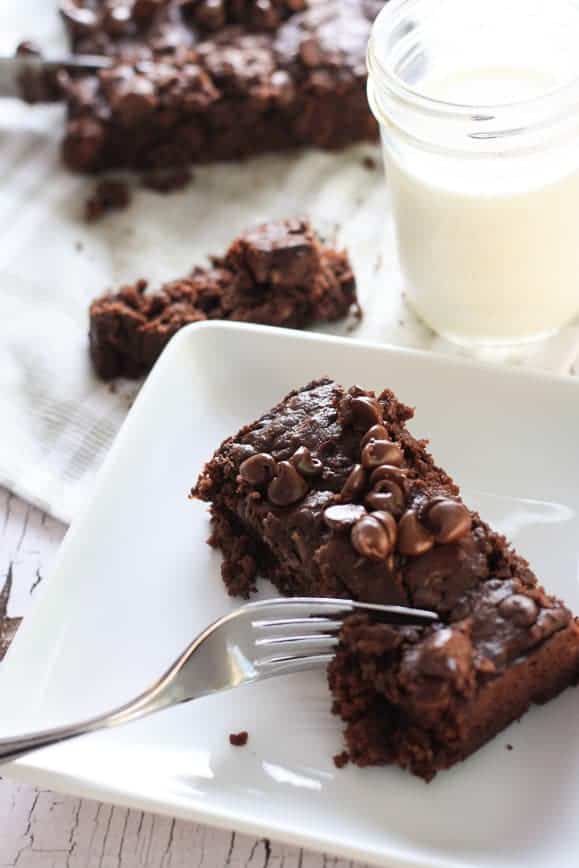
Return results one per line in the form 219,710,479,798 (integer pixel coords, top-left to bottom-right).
188,0,307,32
238,445,320,506
323,391,472,563
60,0,167,38
61,0,306,38
97,59,218,127
237,387,472,565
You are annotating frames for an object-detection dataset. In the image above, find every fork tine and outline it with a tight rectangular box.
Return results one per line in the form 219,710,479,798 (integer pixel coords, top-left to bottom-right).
244,598,356,617
243,597,439,625
252,616,341,631
254,652,335,671
255,633,339,648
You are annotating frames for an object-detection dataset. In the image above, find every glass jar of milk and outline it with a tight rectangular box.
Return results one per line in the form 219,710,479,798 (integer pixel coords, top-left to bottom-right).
367,0,579,345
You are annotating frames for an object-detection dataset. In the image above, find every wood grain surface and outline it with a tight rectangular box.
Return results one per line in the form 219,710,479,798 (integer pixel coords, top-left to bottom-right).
0,488,365,868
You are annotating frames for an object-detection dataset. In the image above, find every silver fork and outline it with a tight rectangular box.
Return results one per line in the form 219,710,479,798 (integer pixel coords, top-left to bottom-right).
0,598,437,764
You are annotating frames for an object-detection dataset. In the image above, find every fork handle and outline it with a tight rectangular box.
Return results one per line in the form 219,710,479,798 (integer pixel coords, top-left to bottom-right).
0,683,176,764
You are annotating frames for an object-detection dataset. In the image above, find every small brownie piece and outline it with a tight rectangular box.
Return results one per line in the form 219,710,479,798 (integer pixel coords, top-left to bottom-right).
89,220,357,379
85,179,131,221
229,730,249,746
192,378,579,777
58,0,380,174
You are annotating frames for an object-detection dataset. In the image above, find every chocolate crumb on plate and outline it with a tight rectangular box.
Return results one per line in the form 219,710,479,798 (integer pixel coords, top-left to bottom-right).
229,730,249,747
85,179,131,222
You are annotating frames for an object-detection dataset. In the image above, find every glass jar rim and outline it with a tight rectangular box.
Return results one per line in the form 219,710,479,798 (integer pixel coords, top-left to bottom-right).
367,0,579,147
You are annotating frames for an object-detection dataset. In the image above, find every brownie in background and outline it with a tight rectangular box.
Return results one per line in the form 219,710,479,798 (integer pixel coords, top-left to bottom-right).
58,0,382,174
89,219,358,378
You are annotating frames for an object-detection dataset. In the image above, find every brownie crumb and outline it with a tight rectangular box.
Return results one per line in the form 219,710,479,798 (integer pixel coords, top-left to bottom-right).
362,156,377,170
141,167,192,193
85,180,131,222
506,744,513,751
229,731,249,747
333,750,349,769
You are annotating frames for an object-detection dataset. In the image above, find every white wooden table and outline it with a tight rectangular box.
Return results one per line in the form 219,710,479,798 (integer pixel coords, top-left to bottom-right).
0,487,364,868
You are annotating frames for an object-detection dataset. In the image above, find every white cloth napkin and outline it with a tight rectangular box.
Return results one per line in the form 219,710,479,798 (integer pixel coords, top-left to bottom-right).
1,0,579,525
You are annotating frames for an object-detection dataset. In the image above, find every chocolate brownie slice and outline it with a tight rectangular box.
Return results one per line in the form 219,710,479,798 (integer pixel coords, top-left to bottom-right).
192,377,579,777
89,220,358,378
58,0,380,173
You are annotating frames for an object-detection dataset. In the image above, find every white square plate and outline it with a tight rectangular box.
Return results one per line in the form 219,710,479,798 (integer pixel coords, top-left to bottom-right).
1,322,579,868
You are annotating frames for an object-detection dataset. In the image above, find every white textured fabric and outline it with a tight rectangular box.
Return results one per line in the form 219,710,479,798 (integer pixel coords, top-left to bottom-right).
1,1,579,524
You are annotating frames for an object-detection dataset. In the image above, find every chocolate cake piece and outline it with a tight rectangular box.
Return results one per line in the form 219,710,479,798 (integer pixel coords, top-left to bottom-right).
192,377,579,777
61,0,309,41
58,0,381,173
89,219,357,378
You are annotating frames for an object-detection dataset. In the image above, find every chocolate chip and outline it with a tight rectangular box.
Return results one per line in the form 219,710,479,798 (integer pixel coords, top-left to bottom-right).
397,509,434,557
291,445,322,477
350,396,382,429
410,627,473,682
422,498,471,544
193,0,226,29
499,594,539,627
370,464,408,487
267,461,309,507
133,0,164,19
371,510,397,547
323,503,367,531
351,514,394,561
360,424,389,449
232,444,255,462
339,395,382,430
239,452,276,486
103,4,134,36
254,0,280,28
361,439,404,469
300,36,323,67
365,479,405,516
339,464,366,502
112,76,158,126
365,492,394,513
529,606,569,643
60,1,98,32
270,69,295,105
